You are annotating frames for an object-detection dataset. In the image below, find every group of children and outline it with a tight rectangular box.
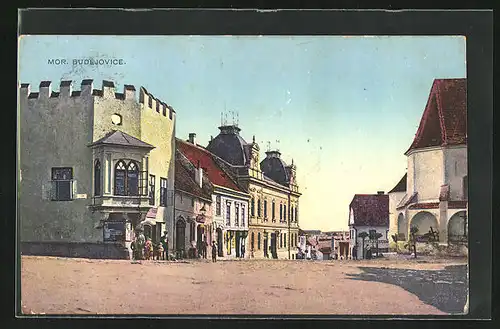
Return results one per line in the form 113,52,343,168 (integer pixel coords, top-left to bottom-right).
131,230,169,261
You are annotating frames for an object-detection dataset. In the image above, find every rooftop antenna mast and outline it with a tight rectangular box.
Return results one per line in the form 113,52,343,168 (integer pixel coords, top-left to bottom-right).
236,111,239,127
267,141,271,151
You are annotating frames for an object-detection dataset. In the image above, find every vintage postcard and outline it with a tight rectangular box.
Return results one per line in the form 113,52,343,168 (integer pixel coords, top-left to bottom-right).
18,32,470,317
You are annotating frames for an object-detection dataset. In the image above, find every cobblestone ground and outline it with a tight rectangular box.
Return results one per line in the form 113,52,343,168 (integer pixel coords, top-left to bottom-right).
19,256,467,316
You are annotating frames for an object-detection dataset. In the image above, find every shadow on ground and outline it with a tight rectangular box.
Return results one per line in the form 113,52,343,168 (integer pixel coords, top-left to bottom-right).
345,265,467,314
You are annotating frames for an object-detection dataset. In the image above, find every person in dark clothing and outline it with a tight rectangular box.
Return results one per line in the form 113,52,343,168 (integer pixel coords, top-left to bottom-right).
241,244,245,258
352,247,358,260
202,240,208,259
160,231,169,260
211,241,217,262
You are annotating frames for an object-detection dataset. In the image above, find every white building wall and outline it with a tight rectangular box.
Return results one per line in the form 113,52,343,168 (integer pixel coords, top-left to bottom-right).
212,188,249,258
349,225,390,259
443,146,468,200
388,191,406,241
409,148,444,202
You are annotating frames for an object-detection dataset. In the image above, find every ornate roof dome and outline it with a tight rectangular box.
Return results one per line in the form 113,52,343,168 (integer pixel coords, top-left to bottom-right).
259,150,290,186
206,125,251,166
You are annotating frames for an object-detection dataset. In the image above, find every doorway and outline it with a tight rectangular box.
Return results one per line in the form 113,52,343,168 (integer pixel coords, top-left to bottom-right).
216,228,223,256
263,236,269,258
270,233,277,259
196,225,204,255
175,219,186,255
235,232,241,258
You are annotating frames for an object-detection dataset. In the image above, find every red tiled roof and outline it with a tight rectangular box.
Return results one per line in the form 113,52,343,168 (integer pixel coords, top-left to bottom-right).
349,194,389,227
389,173,407,193
449,201,468,209
174,151,213,202
317,240,332,253
408,201,467,210
176,139,243,192
408,202,439,210
405,78,467,155
396,192,418,210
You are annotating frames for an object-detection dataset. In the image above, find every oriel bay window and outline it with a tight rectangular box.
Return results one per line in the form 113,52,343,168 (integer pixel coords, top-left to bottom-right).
51,167,73,201
114,160,140,196
94,160,101,196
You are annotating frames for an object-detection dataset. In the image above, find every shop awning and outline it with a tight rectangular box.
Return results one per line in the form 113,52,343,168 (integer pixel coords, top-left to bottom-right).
146,207,158,218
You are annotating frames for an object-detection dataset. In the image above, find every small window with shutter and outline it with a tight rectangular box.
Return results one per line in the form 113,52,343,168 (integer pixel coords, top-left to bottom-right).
51,167,74,201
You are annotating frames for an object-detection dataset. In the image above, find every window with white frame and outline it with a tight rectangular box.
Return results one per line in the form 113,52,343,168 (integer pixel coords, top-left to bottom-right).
235,203,240,226
159,177,167,206
149,174,155,205
216,195,221,216
226,202,231,226
241,205,246,227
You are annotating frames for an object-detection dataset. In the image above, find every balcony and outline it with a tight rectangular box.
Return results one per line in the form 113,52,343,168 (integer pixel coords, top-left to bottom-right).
90,194,151,211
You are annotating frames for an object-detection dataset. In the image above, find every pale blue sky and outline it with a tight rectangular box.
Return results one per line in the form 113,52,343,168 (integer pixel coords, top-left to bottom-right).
18,35,466,231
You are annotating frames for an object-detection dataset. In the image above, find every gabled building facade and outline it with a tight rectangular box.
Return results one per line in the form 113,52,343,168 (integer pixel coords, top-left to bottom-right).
176,134,250,259
19,80,176,259
388,78,468,245
173,149,213,258
206,124,302,259
348,192,390,259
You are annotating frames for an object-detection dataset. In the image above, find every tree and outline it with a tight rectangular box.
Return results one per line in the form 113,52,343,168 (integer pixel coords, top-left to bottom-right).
358,231,369,259
391,234,399,252
410,226,419,259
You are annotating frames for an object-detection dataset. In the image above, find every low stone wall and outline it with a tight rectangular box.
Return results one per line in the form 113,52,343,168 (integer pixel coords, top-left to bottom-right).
20,241,130,259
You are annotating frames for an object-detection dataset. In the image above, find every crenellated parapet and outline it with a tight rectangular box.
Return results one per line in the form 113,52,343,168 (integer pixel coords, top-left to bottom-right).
18,79,176,120
139,86,175,120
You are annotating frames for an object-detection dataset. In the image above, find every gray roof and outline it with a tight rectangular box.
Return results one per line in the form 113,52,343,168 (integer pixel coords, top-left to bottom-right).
260,151,290,187
206,125,251,166
89,130,155,149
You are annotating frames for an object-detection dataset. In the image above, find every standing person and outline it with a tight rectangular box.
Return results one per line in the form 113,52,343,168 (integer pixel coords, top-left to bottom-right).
211,241,217,262
352,246,358,260
135,228,146,261
202,238,208,259
241,243,245,259
160,231,169,260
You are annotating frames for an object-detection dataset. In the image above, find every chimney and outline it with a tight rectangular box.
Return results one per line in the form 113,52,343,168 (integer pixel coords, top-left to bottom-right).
194,160,203,188
377,191,385,195
189,133,197,145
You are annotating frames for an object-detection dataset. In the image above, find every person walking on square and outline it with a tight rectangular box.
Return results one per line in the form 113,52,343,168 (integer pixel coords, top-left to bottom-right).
241,243,245,259
160,231,169,260
211,241,217,262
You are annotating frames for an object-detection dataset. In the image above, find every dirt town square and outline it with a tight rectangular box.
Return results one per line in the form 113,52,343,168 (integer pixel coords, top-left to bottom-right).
21,256,466,315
